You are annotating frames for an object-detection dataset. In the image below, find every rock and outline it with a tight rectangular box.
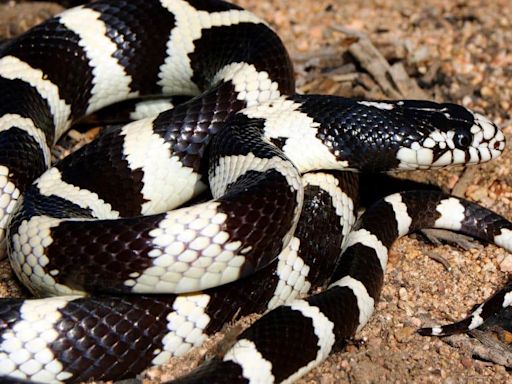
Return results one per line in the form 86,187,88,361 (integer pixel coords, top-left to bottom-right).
499,254,512,272
460,357,473,369
394,327,415,343
398,287,408,301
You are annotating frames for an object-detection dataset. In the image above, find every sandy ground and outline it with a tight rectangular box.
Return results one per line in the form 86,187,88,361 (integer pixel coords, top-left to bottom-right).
0,0,511,383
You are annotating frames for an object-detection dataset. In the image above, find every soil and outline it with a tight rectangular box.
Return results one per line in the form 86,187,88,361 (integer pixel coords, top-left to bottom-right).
0,0,511,383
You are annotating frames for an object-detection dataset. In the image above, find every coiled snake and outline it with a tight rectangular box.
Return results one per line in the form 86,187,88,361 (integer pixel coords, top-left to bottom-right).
0,1,510,383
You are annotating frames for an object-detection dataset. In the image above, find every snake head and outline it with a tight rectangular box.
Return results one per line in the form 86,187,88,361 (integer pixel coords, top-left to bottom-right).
391,101,506,170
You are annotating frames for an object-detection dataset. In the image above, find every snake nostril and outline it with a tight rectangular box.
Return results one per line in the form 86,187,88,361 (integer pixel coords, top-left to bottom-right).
494,141,502,150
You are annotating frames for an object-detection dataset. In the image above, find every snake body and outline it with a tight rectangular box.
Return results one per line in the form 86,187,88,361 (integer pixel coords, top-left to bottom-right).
0,1,510,383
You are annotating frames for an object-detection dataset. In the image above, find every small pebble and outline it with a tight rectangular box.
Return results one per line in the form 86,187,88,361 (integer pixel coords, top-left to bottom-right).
398,287,408,301
460,357,473,369
499,254,512,272
394,327,415,343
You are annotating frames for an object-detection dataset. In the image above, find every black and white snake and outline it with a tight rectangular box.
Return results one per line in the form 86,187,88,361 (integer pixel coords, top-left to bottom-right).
0,1,510,383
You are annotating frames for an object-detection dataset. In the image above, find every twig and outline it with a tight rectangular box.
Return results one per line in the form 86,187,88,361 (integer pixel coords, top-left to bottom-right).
451,167,479,198
424,250,452,272
331,24,430,100
389,62,429,99
444,331,512,368
292,47,344,62
421,228,483,251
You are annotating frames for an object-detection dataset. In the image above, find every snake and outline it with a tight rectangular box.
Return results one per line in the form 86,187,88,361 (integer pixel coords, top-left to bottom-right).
0,0,511,383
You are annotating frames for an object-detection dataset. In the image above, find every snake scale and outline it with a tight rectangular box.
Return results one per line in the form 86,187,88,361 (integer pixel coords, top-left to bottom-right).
0,0,511,383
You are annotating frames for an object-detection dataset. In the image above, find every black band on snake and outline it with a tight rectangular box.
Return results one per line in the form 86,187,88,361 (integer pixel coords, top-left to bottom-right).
0,1,510,383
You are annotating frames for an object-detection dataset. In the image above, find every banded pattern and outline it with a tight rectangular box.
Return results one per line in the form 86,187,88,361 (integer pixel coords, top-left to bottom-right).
0,1,510,384
0,171,358,383
7,96,502,297
0,0,295,245
172,192,512,383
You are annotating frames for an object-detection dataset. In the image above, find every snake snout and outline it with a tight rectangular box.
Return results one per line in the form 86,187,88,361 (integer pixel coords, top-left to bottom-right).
467,112,506,164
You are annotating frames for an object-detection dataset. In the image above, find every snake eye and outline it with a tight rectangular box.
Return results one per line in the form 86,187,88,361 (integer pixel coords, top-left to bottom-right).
454,129,472,149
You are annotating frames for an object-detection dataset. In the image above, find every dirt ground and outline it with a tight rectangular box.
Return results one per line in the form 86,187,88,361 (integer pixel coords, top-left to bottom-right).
0,0,511,383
